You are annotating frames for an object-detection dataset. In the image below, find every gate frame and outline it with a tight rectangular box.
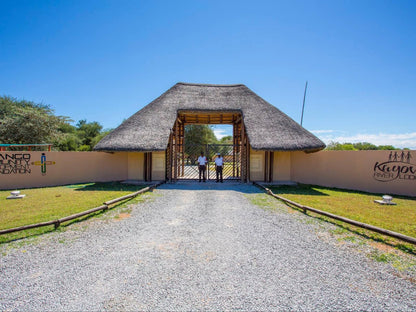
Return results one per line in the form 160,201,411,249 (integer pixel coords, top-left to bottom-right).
166,111,250,183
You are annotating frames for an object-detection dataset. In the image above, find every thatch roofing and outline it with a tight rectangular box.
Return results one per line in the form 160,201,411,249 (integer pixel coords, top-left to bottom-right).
94,82,325,152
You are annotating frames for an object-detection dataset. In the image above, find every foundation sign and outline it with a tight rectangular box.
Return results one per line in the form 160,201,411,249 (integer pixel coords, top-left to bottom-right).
373,151,415,182
0,152,55,176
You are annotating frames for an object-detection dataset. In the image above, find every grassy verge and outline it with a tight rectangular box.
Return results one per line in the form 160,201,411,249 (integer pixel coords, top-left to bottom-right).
0,182,148,243
268,184,416,238
266,184,416,255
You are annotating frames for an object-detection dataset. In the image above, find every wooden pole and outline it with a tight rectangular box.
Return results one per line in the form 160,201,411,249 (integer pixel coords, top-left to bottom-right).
246,134,250,182
301,81,308,126
181,123,185,177
168,130,173,182
174,120,178,181
264,151,269,182
241,121,246,182
232,122,236,177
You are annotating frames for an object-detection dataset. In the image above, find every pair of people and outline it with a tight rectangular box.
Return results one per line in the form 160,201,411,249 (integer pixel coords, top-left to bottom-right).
198,152,223,183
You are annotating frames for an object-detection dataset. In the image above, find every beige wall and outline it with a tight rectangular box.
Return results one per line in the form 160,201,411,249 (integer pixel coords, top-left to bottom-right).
291,150,416,197
0,151,129,190
152,151,166,181
128,152,144,180
3,150,414,197
273,152,291,181
250,150,265,181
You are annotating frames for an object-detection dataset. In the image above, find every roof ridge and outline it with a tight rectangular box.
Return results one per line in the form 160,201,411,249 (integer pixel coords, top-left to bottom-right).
176,82,245,88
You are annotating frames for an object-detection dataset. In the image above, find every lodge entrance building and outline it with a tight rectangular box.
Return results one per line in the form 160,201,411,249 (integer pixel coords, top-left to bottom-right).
94,83,325,183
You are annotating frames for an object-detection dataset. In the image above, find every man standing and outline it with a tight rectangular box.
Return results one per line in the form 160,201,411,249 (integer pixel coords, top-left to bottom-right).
215,153,224,183
198,152,207,182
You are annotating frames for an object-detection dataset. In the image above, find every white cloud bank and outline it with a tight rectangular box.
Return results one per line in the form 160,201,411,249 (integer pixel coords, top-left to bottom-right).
212,125,233,140
311,130,416,150
213,128,231,140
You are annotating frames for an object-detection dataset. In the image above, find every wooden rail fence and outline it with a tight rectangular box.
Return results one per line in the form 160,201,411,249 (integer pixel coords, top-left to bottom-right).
254,182,416,246
0,181,164,236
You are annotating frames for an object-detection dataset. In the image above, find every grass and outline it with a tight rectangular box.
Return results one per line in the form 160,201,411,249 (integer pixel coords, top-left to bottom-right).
0,182,148,243
253,184,416,271
268,184,416,239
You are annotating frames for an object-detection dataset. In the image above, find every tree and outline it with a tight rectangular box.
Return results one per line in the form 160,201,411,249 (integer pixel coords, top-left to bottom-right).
219,135,233,144
325,141,400,151
325,142,356,150
184,125,218,160
185,125,217,147
353,142,378,150
91,129,113,148
75,119,103,151
0,96,69,145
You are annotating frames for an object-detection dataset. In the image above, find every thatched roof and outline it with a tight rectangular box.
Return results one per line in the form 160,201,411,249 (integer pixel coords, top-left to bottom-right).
94,83,325,152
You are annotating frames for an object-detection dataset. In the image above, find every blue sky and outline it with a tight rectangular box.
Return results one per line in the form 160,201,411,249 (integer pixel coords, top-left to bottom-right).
1,0,415,148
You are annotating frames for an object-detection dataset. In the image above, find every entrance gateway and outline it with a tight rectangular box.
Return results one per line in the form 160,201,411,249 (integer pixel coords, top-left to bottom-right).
167,111,247,182
94,83,326,183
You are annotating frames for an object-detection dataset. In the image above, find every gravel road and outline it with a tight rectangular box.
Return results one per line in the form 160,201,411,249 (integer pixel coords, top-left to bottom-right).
1,183,415,311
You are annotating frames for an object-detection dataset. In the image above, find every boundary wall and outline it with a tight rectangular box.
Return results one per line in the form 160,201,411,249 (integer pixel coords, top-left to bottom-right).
289,150,416,197
1,150,415,197
0,152,129,190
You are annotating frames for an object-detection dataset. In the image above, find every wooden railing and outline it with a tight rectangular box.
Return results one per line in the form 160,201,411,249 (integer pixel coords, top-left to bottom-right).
254,182,416,246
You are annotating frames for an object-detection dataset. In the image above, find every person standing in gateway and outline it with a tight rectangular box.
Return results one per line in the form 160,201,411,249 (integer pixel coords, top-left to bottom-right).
198,152,207,182
215,153,224,183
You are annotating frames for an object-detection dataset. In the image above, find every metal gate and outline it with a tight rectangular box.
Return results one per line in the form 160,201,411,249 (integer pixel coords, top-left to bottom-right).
174,143,241,181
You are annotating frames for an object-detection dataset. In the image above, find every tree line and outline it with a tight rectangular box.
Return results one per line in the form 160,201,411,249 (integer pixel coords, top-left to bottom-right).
325,141,405,151
0,96,111,151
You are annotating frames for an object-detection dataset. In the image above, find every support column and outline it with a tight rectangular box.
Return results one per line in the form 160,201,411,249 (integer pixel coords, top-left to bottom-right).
174,120,179,182
241,121,246,183
144,152,152,182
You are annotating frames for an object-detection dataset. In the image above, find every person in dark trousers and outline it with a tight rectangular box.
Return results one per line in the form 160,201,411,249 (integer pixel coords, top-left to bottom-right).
215,153,223,183
198,152,207,182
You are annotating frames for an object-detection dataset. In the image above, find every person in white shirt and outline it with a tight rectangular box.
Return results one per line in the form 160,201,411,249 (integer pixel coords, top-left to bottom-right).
215,153,224,183
197,152,207,182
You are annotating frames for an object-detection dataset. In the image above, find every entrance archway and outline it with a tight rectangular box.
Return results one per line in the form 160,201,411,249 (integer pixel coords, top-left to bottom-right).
166,111,249,182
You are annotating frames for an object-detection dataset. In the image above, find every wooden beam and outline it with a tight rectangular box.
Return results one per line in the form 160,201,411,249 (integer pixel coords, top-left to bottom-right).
174,121,178,181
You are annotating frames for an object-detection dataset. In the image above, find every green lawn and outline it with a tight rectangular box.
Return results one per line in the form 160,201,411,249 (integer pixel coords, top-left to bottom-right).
0,182,147,237
268,184,416,239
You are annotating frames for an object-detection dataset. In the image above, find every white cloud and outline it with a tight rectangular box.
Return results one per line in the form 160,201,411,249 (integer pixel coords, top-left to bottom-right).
311,130,336,134
213,129,229,140
212,125,233,140
314,131,416,149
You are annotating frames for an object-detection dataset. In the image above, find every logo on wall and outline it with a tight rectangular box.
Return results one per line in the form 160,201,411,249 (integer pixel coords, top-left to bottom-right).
373,151,415,182
0,153,31,174
31,153,56,176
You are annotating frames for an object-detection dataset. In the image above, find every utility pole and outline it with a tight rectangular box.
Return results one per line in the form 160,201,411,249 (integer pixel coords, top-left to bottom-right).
300,81,308,126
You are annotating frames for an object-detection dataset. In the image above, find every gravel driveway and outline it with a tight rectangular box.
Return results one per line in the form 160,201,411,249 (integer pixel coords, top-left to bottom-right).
1,183,415,311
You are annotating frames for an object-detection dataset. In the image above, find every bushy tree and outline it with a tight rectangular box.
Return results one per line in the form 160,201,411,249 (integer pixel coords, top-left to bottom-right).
75,120,103,150
184,125,218,160
0,95,111,151
0,96,68,145
184,125,217,148
353,142,378,150
219,135,233,144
